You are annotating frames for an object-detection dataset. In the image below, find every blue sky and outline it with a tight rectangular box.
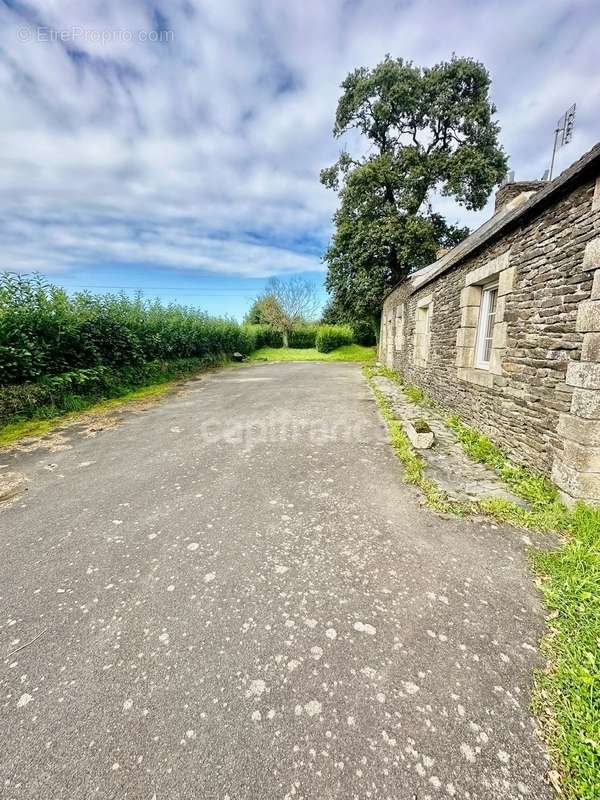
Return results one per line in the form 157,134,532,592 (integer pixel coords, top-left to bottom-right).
1,0,598,320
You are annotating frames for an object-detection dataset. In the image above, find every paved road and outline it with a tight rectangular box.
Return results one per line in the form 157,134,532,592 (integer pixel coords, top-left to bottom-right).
1,362,551,799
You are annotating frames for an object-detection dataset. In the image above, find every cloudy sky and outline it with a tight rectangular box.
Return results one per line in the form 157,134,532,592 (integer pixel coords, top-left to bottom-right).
1,0,598,318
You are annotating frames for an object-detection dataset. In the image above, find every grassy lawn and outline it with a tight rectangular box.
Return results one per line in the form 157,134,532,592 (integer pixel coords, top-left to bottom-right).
247,344,376,362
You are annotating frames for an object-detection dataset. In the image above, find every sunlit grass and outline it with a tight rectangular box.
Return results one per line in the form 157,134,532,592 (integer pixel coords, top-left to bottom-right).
248,345,376,362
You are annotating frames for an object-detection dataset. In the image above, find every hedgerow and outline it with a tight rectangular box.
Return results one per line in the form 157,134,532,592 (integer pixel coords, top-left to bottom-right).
288,325,318,349
0,272,252,386
315,324,353,353
242,324,284,349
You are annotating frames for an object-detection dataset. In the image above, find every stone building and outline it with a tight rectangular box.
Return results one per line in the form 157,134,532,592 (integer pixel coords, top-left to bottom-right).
379,143,600,505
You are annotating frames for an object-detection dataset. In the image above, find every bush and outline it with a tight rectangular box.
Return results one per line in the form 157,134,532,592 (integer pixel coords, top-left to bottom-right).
351,320,376,346
0,272,255,386
0,357,223,425
288,325,317,349
315,324,353,353
243,324,283,349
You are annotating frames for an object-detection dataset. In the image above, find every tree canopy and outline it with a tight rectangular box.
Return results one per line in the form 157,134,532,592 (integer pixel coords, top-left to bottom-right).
321,55,508,326
246,277,319,346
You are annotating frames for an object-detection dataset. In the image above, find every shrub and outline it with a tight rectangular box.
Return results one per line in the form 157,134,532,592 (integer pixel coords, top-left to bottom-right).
288,325,317,349
0,357,223,425
315,324,353,353
351,320,376,346
243,324,284,349
0,272,256,386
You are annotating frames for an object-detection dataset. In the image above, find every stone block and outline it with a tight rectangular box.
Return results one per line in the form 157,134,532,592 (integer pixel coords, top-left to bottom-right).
561,440,600,473
576,300,600,332
465,250,510,286
456,327,476,348
460,285,481,307
594,175,600,212
405,420,434,449
571,387,600,419
492,322,508,349
498,266,517,297
489,348,504,375
583,238,600,271
457,367,494,388
592,269,600,301
557,413,600,447
566,361,600,390
455,347,473,368
551,459,600,504
582,332,600,362
460,305,480,328
495,295,507,323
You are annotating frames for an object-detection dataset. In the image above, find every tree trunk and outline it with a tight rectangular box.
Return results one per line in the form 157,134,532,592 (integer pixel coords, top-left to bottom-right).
282,331,289,348
371,311,381,344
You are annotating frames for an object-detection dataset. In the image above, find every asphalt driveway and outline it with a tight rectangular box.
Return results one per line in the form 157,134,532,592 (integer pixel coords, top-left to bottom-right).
0,362,551,799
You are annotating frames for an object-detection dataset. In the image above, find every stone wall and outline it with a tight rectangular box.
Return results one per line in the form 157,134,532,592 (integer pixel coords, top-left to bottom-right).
379,174,600,504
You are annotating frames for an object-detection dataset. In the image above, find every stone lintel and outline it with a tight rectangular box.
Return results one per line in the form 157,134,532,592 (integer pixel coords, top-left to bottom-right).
465,251,510,286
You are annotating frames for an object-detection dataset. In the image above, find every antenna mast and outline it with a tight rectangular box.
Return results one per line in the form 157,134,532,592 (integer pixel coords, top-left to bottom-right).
548,103,576,181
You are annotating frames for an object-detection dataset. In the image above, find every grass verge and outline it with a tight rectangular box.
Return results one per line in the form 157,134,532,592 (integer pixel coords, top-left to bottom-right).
0,356,228,449
365,364,600,799
248,345,376,363
363,365,470,515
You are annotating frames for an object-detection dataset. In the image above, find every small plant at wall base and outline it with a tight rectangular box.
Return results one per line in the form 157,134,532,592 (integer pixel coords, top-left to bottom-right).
413,418,431,434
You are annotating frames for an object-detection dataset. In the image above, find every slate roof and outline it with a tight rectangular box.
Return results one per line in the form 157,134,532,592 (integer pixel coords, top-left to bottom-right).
386,141,600,297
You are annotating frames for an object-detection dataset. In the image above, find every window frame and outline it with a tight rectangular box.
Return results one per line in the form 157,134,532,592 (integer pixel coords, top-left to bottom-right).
415,295,433,367
474,283,498,370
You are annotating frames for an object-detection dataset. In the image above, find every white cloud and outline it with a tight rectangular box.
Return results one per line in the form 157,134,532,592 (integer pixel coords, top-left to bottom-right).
0,0,598,279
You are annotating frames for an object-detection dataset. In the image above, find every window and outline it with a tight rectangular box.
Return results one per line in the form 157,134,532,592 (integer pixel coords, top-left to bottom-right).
394,304,404,351
414,298,433,365
474,284,498,368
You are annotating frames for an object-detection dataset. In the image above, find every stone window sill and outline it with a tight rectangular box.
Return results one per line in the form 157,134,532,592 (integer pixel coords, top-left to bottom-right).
457,366,495,388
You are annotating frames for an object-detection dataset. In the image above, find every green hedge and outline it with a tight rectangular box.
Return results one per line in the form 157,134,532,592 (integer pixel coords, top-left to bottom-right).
351,320,376,346
242,324,284,349
0,273,254,386
315,324,354,353
288,325,317,349
0,357,222,425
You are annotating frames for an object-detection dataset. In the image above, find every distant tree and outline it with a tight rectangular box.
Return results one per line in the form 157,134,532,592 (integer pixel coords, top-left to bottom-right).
244,295,282,325
321,55,508,332
254,277,319,346
320,296,349,325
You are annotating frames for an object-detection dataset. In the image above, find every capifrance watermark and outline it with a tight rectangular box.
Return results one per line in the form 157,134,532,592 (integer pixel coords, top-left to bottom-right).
17,26,175,44
196,412,367,451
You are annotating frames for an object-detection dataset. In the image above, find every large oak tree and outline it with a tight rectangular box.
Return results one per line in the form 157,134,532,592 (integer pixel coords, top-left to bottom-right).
321,55,508,331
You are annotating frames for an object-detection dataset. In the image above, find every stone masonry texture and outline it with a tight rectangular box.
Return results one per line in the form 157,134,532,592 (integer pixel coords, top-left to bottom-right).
380,163,600,504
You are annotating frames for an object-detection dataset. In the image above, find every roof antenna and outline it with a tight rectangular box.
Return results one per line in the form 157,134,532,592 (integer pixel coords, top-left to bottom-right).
548,103,576,181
